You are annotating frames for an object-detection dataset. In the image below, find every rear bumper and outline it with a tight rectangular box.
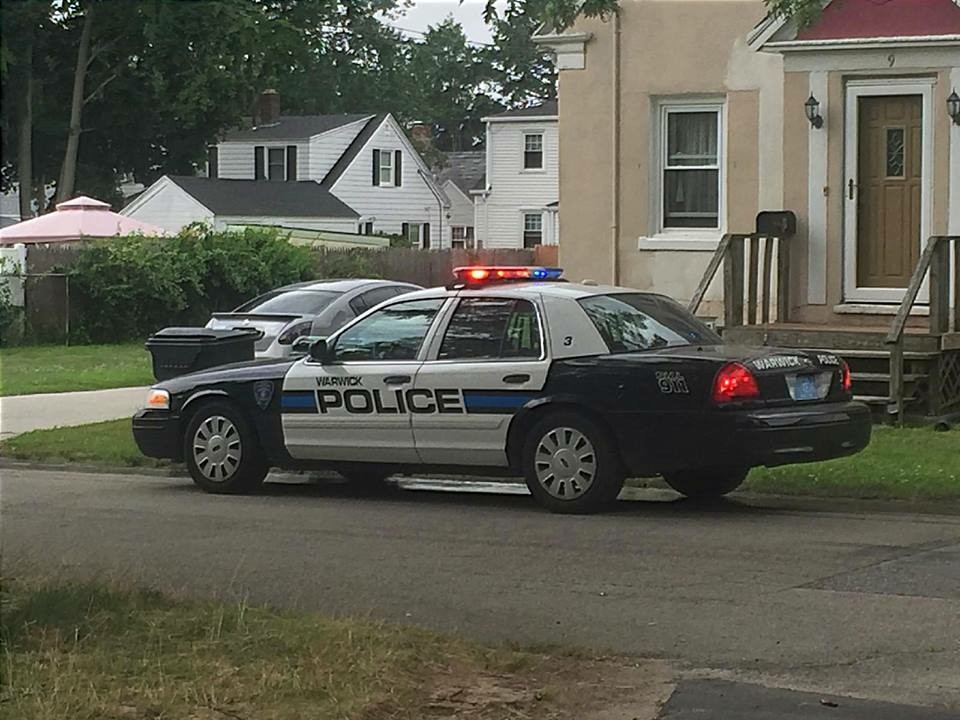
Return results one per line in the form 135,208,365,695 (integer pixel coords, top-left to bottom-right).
132,410,181,460
730,400,871,467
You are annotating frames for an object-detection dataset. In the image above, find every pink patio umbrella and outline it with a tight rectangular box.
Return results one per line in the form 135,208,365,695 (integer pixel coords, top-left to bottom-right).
0,195,166,245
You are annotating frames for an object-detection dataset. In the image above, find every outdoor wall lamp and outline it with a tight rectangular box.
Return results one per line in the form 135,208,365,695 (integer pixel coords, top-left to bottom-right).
948,90,960,126
805,94,823,129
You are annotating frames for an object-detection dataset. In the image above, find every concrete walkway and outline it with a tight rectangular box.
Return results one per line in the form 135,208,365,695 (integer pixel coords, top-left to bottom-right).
0,386,149,438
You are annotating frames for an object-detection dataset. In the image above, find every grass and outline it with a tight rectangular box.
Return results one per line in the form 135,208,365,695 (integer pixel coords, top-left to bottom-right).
0,577,630,720
1,419,958,502
0,343,153,396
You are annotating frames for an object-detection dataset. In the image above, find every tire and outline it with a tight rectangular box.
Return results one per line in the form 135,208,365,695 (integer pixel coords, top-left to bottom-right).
521,411,624,514
184,401,268,494
662,466,747,501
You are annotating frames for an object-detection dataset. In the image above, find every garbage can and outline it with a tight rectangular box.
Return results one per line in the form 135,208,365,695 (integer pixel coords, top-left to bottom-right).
145,327,258,381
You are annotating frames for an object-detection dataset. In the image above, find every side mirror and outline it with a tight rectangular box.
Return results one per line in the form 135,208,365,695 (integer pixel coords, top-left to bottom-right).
291,335,325,356
308,337,332,363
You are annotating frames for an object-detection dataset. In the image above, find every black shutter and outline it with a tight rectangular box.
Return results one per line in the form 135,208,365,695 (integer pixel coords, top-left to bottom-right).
286,145,297,182
207,146,218,179
254,146,265,180
394,150,402,187
422,222,430,249
401,222,409,243
372,149,380,186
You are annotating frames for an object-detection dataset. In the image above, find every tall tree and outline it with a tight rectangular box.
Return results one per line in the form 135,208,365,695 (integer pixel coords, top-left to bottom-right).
487,0,556,108
481,0,620,32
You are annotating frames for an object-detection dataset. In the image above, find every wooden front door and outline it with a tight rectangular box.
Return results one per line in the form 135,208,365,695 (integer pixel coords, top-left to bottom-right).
855,95,922,288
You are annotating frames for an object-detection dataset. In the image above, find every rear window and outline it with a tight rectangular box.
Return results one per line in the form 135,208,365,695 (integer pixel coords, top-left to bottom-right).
578,293,721,353
235,289,341,315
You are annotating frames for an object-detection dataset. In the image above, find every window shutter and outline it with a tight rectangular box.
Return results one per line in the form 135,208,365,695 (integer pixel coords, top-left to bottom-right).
401,222,409,242
254,146,265,180
286,145,297,182
422,222,430,249
207,146,218,179
372,149,380,186
394,150,402,187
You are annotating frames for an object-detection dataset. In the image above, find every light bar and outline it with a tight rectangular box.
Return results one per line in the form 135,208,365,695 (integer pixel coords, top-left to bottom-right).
452,266,564,284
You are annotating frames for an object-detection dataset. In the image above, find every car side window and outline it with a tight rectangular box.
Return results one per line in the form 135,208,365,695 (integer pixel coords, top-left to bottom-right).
360,286,403,310
332,298,444,362
438,298,541,360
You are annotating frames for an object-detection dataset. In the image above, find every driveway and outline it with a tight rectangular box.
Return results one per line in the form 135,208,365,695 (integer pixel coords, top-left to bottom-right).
0,385,148,438
4,468,960,716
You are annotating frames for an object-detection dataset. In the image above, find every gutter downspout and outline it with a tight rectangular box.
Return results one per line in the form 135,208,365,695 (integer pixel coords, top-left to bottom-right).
610,9,621,285
419,168,445,249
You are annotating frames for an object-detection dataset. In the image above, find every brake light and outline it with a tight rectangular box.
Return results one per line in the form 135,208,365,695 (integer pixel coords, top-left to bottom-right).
841,359,852,393
712,362,761,404
452,266,563,284
278,320,312,345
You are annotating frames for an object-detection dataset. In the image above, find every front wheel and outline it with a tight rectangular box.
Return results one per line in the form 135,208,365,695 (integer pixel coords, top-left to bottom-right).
662,466,748,501
184,402,268,494
521,411,624,514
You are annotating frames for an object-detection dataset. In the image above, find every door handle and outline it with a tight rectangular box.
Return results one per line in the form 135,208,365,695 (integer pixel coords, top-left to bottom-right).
502,373,531,384
848,178,855,200
383,375,411,385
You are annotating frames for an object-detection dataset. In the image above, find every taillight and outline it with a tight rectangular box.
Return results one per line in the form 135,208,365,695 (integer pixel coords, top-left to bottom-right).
278,320,312,345
712,362,761,404
840,359,852,394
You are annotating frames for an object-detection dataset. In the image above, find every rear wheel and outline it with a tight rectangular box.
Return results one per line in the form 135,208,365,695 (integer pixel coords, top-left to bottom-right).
662,466,747,501
184,402,268,494
521,411,624,514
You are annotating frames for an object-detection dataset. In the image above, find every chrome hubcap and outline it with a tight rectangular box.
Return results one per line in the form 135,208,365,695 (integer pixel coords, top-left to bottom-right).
534,426,596,499
193,415,241,482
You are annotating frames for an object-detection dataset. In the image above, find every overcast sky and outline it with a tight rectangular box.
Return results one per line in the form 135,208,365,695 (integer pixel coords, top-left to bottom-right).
383,0,508,45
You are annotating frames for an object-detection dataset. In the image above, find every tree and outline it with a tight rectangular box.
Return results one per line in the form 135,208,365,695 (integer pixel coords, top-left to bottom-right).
763,0,824,29
481,0,620,33
487,0,556,108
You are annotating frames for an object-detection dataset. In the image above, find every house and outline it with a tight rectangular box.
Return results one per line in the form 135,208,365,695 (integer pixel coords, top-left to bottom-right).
536,0,960,416
473,102,560,248
124,91,447,247
436,151,485,248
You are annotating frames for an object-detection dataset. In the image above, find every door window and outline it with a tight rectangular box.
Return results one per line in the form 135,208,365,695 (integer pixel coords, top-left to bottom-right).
438,298,541,360
332,298,444,362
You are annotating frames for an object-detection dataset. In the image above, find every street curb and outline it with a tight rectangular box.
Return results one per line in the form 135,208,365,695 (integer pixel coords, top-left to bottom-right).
2,458,959,516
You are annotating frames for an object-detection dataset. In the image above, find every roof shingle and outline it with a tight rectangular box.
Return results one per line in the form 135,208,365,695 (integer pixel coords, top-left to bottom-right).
168,176,358,218
222,114,372,142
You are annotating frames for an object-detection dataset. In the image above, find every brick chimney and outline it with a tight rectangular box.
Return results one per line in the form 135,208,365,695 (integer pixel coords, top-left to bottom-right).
254,89,281,127
408,122,432,143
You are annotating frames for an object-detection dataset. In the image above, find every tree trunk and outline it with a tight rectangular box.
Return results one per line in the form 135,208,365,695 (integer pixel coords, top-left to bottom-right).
56,3,94,203
17,50,34,219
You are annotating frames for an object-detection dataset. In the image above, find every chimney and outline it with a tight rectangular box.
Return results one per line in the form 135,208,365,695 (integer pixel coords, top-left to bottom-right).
254,89,280,127
408,122,432,143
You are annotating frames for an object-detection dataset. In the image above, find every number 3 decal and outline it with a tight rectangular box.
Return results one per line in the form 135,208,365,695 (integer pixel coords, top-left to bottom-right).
563,336,573,346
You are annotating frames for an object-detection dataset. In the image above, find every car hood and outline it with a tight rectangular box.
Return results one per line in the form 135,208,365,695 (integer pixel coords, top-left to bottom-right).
154,357,300,393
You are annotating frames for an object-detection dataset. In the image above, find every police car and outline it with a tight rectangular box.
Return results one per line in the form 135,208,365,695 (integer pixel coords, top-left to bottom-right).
133,266,871,513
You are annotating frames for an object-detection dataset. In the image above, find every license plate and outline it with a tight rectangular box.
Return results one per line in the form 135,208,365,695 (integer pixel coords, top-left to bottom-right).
794,374,818,401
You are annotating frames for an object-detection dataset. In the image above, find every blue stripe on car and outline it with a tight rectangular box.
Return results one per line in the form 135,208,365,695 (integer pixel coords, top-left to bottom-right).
462,391,535,412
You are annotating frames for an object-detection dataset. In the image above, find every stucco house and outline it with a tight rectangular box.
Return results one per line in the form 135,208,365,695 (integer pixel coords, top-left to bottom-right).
473,102,560,248
536,0,960,416
124,92,448,247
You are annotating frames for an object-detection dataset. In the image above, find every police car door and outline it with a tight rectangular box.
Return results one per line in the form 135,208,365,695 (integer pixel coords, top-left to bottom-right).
281,297,447,462
412,294,549,466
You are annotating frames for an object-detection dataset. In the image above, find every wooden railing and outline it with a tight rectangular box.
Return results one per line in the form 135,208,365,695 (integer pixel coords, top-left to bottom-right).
688,232,792,327
886,235,960,421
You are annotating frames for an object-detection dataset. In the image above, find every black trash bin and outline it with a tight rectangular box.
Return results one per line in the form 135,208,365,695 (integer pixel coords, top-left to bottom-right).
145,327,258,381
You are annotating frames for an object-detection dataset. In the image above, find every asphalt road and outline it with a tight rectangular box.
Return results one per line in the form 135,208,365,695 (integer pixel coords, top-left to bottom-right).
4,468,960,716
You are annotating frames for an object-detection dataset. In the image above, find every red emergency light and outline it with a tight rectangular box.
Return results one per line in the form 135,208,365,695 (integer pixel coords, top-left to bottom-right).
452,266,564,284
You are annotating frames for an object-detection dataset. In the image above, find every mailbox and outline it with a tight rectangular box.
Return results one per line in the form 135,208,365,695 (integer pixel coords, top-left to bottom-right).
756,210,796,237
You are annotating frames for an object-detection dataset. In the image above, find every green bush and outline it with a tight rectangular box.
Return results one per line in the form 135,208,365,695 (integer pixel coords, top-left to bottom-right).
67,225,313,343
309,247,384,279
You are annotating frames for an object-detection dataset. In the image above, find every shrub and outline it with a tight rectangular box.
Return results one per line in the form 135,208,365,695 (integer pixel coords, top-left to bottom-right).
309,247,384,280
67,225,313,343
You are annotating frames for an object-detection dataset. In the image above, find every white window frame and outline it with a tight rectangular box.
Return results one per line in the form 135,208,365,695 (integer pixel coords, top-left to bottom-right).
522,131,545,172
521,211,543,248
642,99,726,248
267,146,287,181
451,225,474,249
378,149,395,187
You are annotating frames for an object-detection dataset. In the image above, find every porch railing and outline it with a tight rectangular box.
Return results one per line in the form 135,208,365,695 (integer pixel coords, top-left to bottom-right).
886,235,960,422
688,232,792,327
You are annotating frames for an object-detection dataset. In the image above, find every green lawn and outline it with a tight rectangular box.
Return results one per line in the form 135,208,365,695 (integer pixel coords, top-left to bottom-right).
2,419,958,502
0,342,153,396
2,577,615,720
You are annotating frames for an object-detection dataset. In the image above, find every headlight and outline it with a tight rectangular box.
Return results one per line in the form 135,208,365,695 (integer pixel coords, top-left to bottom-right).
144,388,170,410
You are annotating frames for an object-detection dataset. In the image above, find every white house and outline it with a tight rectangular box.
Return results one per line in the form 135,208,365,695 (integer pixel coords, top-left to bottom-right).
473,101,559,248
436,151,485,248
124,92,448,247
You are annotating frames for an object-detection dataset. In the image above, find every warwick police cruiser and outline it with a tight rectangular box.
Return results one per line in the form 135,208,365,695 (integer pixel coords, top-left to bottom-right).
133,266,871,513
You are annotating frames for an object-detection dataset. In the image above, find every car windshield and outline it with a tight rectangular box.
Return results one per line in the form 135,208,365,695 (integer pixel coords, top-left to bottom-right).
233,289,341,315
578,293,721,353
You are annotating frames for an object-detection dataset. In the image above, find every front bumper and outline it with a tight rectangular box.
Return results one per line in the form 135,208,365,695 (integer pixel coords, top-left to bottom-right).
132,409,181,460
731,400,872,467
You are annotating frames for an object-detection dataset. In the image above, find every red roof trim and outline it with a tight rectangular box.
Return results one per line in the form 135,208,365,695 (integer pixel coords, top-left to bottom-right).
796,0,960,41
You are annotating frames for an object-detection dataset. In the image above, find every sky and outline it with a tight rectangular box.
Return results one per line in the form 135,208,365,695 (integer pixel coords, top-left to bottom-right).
382,0,508,46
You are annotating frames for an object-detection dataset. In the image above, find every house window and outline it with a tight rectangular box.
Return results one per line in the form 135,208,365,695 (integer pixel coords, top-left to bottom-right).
522,213,543,248
451,225,475,249
267,147,285,181
523,133,543,170
379,150,394,186
660,105,722,230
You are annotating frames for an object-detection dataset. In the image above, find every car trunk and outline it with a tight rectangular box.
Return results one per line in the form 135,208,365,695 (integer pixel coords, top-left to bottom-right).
207,313,301,352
